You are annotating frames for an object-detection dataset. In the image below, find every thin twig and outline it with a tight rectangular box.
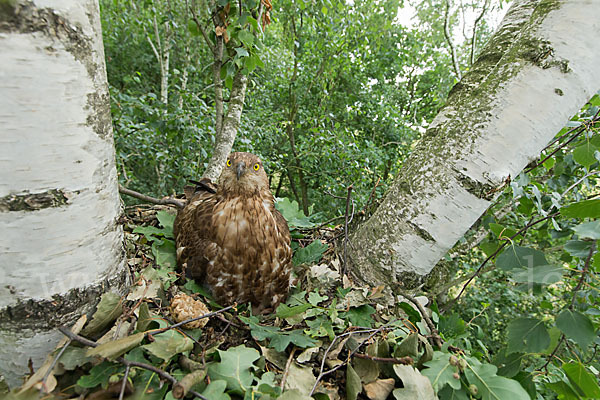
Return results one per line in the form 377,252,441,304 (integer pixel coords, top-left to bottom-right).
40,339,71,393
119,184,185,208
309,324,395,396
118,365,130,400
445,211,560,309
280,347,297,391
343,185,353,277
353,353,414,365
570,244,596,309
57,327,209,400
396,290,442,348
540,335,565,372
443,0,462,80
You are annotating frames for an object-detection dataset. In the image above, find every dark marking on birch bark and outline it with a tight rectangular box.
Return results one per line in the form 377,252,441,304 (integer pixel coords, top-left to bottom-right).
0,189,73,212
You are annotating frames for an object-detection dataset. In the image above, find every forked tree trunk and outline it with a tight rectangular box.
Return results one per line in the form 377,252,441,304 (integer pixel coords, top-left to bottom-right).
349,0,600,288
0,0,127,387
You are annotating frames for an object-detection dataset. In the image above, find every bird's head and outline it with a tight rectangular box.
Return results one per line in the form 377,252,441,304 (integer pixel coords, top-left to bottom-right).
218,152,270,196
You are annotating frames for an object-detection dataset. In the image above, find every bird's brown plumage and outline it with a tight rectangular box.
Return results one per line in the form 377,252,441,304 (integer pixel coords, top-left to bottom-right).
173,152,292,313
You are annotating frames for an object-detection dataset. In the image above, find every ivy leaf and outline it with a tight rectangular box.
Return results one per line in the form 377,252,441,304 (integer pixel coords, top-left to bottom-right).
133,225,166,241
464,357,530,400
142,330,193,362
562,362,600,398
82,292,123,336
58,347,93,370
561,199,600,218
293,240,328,266
341,305,376,327
208,345,260,395
239,315,316,352
572,220,600,239
422,351,461,392
496,245,549,271
507,318,550,354
77,361,123,389
156,210,175,237
573,143,599,169
398,302,422,323
556,309,595,349
87,332,145,360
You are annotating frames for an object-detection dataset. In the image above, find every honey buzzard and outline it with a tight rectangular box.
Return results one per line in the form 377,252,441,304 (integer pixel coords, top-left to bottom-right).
173,152,292,313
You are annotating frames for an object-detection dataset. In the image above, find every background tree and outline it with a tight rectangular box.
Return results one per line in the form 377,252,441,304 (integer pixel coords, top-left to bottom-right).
0,0,126,386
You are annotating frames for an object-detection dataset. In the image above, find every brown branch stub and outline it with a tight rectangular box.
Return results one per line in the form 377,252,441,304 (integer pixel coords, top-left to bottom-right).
118,184,185,208
354,353,414,365
173,369,207,399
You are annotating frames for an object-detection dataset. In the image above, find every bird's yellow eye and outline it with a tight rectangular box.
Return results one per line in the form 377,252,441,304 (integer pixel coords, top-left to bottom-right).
226,159,231,167
253,163,260,171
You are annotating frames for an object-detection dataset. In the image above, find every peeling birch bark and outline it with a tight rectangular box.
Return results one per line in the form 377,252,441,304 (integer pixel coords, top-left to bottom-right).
203,71,248,182
348,0,600,288
0,0,127,386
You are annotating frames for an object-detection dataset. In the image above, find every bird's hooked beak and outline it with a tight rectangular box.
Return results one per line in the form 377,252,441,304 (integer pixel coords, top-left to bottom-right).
236,161,246,180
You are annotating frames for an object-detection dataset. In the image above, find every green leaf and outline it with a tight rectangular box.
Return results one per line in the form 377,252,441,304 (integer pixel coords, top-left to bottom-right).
342,305,376,327
58,347,93,370
202,380,231,400
239,315,316,352
464,357,530,400
152,238,177,269
208,345,260,395
82,292,123,336
77,361,122,389
573,220,600,239
136,302,153,332
293,240,328,266
183,278,212,298
573,143,599,168
398,302,422,323
437,385,469,399
438,313,466,338
493,349,523,378
422,351,461,392
556,309,596,349
547,380,580,400
561,199,600,218
276,303,312,318
562,362,600,398
275,197,315,228
511,264,564,285
393,365,436,399
156,211,175,237
142,330,193,361
496,245,549,271
133,225,166,241
395,333,419,358
87,332,145,360
564,240,595,257
346,363,361,400
507,317,550,353
235,47,250,58
489,223,519,240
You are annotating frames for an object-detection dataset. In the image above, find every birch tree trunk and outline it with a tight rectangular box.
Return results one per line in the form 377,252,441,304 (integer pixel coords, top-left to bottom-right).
0,0,127,387
349,0,600,288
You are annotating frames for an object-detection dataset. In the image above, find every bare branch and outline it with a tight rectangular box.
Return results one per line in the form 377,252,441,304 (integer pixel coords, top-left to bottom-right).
118,184,185,208
443,0,462,80
470,0,491,65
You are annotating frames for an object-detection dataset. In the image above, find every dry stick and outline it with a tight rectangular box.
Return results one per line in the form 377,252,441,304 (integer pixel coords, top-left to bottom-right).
343,185,353,277
570,244,596,309
280,347,297,391
118,364,130,400
57,327,209,400
354,353,413,365
446,211,560,310
118,184,185,208
396,290,442,348
40,339,72,393
173,369,207,399
309,324,395,396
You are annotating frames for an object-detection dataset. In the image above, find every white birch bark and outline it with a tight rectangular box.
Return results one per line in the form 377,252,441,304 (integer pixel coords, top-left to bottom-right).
203,71,249,182
0,0,127,387
349,0,600,287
